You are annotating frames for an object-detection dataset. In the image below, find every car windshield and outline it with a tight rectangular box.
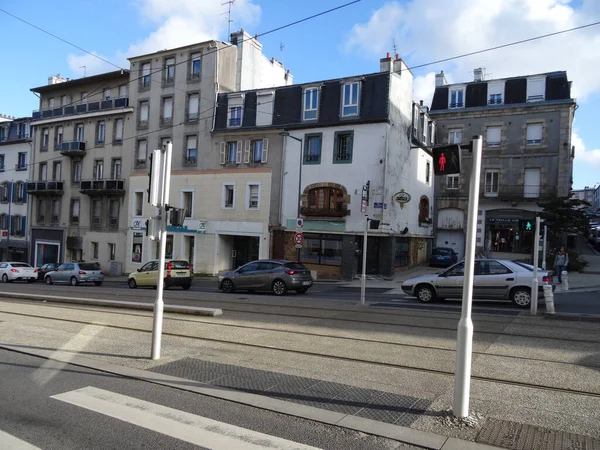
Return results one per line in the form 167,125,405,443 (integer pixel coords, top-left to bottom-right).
168,260,189,269
79,263,101,270
11,263,31,268
434,249,454,255
284,262,306,270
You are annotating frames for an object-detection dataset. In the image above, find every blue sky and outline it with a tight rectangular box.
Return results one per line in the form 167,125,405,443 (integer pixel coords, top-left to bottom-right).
1,0,599,189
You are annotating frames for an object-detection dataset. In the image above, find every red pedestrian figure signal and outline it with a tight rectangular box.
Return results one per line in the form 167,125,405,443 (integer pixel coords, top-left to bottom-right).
432,144,461,175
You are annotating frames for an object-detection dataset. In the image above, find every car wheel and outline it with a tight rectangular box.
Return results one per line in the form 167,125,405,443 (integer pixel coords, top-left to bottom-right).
296,288,308,294
511,287,531,308
70,276,79,286
272,279,287,296
415,284,436,303
45,276,53,285
181,284,191,290
2,274,9,283
221,279,235,293
128,279,138,289
94,281,102,286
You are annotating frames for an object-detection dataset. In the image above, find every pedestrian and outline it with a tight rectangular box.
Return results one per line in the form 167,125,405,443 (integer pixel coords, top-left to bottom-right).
554,247,569,284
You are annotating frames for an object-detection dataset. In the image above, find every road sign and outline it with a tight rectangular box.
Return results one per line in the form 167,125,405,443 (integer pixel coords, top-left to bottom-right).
296,218,303,228
361,199,367,213
294,233,304,245
432,144,461,175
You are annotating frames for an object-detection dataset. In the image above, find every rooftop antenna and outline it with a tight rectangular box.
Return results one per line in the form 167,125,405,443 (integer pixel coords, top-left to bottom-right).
222,0,235,39
280,42,285,66
79,65,86,77
392,38,398,56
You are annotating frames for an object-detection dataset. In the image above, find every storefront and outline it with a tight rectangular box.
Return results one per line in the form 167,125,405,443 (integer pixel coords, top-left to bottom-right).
485,209,536,254
30,227,65,267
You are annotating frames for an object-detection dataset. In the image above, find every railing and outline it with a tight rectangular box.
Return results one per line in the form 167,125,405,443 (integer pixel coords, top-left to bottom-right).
301,205,349,218
26,181,64,195
32,97,130,120
80,179,125,195
15,163,28,171
483,184,556,200
184,157,197,166
134,159,147,169
60,141,86,155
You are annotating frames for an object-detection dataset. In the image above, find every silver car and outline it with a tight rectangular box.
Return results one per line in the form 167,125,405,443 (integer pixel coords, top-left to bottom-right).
45,262,105,286
401,259,553,308
218,260,313,296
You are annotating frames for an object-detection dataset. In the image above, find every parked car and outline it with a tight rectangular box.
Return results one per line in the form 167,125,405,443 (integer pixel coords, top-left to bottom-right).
401,259,553,308
218,260,313,296
429,247,459,267
45,262,104,286
37,262,60,281
0,262,37,283
128,259,193,290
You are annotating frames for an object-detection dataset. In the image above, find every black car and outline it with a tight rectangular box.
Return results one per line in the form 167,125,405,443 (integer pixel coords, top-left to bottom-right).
37,262,60,281
429,247,459,267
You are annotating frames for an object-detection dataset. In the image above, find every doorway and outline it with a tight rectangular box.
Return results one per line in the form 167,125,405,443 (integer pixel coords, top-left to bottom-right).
356,236,380,275
233,236,259,268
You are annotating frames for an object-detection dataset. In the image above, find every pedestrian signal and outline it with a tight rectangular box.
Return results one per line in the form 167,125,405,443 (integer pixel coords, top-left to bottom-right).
432,145,461,175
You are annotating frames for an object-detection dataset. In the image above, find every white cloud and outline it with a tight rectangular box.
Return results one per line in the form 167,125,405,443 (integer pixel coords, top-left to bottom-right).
572,128,600,165
67,0,261,77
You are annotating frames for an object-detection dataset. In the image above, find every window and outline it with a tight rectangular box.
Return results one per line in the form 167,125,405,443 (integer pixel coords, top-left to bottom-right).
41,128,49,150
488,82,504,105
51,199,60,223
190,53,201,79
223,184,235,208
75,123,84,141
164,57,175,84
92,242,99,259
118,85,127,98
141,62,151,88
304,134,322,164
111,158,122,179
251,140,264,163
37,199,46,223
446,175,459,190
449,87,465,108
136,140,148,164
0,182,7,202
73,161,82,183
139,101,149,126
0,154,4,171
93,160,104,180
187,93,199,121
486,127,501,147
92,199,102,226
61,95,68,106
229,106,242,127
302,234,342,266
526,123,542,145
56,126,63,147
246,184,260,209
476,261,511,276
17,122,28,139
39,163,47,181
81,92,88,103
527,77,545,102
109,200,119,229
183,191,193,218
108,244,116,261
97,121,105,144
426,161,431,184
484,170,499,197
220,141,240,164
342,82,359,117
114,118,124,142
448,129,462,144
48,97,55,108
52,162,61,181
524,168,541,198
134,192,144,216
161,96,173,122
418,196,430,224
71,199,80,224
303,87,319,120
186,136,197,164
0,214,6,229
15,182,24,203
333,131,353,163
0,127,6,141
17,152,26,170
12,215,22,236
305,187,347,216
103,88,111,100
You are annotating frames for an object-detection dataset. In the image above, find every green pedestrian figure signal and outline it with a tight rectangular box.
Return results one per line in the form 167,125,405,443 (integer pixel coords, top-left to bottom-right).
432,145,461,175
525,221,532,231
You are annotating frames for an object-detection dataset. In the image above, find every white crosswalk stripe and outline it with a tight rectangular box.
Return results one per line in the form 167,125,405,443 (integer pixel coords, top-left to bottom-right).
52,386,323,450
0,429,42,450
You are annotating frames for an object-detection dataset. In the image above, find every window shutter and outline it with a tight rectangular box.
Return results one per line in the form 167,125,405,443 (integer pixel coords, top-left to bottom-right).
236,140,242,164
21,216,26,236
243,140,250,164
261,138,269,163
219,142,226,165
22,183,27,204
8,182,13,202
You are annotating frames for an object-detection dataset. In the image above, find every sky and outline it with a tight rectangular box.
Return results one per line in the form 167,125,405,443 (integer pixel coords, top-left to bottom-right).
1,0,599,190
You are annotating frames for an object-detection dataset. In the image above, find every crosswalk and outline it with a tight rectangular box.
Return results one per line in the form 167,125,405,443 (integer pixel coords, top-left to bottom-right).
0,429,42,450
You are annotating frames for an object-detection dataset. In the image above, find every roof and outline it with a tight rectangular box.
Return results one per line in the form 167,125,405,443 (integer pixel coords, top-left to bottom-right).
127,40,223,61
31,70,130,93
439,70,569,89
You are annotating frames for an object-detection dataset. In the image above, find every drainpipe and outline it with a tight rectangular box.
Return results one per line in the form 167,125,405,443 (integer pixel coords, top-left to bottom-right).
210,42,219,133
27,139,34,265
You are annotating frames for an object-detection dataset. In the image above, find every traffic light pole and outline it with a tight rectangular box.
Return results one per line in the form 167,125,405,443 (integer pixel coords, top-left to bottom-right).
530,216,541,316
360,216,368,306
453,135,482,418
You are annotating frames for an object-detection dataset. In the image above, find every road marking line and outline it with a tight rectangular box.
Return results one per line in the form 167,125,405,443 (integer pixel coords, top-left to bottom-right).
0,429,42,449
52,386,322,450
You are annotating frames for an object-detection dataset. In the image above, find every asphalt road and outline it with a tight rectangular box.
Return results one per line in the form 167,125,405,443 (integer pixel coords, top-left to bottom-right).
0,349,420,450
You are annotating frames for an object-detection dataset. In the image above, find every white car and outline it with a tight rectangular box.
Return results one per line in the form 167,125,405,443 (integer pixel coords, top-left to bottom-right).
401,259,553,308
0,262,38,283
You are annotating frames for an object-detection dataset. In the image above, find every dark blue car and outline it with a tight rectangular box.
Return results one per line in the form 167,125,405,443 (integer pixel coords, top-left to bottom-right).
429,247,458,267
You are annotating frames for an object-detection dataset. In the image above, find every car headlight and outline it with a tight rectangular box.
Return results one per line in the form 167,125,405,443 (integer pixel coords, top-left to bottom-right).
218,275,224,281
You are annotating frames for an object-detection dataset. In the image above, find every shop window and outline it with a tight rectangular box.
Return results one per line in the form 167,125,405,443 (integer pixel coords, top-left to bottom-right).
302,234,342,266
394,238,409,268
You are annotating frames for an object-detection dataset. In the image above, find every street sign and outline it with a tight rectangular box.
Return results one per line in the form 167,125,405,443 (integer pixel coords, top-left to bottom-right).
361,199,367,213
294,233,304,245
295,244,303,249
296,218,303,228
432,144,461,175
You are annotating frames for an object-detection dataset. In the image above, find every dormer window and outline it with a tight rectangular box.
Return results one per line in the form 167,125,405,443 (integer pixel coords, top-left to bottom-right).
303,87,319,121
341,82,360,117
227,94,244,128
527,77,545,102
488,82,504,105
449,87,465,108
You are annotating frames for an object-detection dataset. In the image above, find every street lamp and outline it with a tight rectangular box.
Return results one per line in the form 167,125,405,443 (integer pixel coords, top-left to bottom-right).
279,131,303,262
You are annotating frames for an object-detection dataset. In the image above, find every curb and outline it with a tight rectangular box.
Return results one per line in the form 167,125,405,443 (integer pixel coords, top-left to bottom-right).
0,343,502,450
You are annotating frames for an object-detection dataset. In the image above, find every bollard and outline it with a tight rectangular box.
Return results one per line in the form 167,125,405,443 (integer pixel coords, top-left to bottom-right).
543,284,555,314
562,270,569,291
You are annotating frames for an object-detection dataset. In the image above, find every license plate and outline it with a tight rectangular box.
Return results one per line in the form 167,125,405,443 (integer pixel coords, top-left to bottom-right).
176,271,186,276
301,281,311,286
89,278,96,281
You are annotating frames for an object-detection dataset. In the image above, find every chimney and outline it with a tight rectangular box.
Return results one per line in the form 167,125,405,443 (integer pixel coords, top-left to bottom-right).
48,74,67,85
380,52,392,73
392,54,405,73
435,70,447,87
474,67,484,82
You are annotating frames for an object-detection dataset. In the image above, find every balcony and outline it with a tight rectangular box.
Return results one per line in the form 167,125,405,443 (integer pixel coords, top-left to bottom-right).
60,141,86,157
301,205,349,218
26,181,64,196
483,185,557,201
80,179,125,196
183,156,197,166
15,163,28,171
32,97,130,121
134,159,147,169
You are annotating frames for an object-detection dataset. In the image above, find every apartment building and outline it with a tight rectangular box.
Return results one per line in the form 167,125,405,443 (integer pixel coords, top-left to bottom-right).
29,71,133,271
429,68,576,257
0,116,32,261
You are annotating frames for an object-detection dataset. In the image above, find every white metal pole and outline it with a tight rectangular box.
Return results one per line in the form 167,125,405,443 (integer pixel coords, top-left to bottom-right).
542,225,548,270
530,216,541,316
453,135,482,418
360,217,368,305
